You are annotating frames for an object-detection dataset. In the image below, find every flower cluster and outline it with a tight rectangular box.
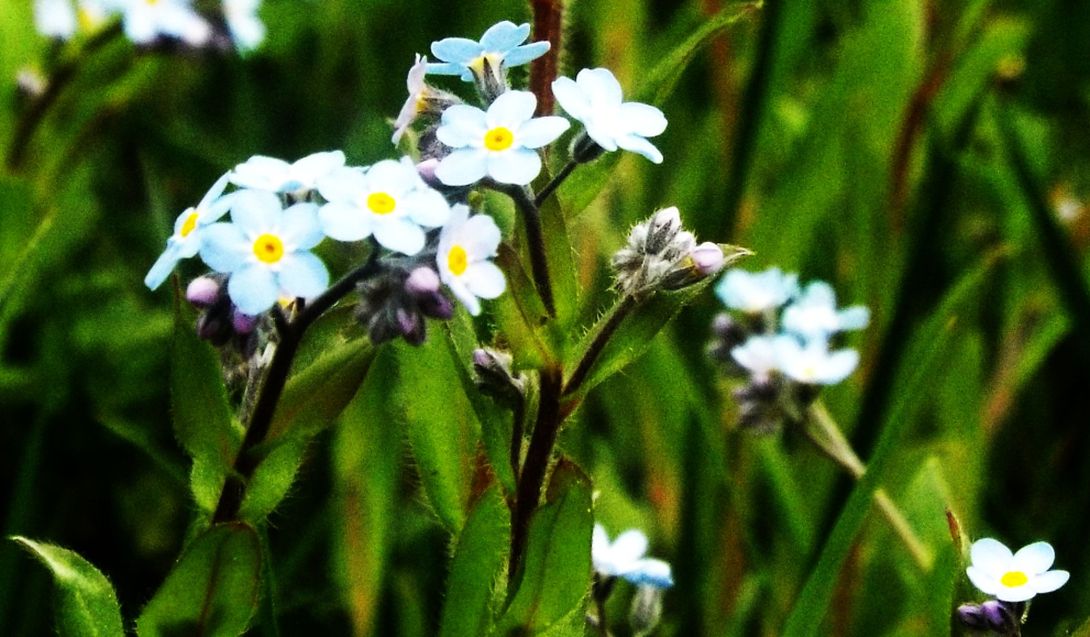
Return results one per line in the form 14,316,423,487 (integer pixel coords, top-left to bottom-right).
708,267,869,432
34,0,265,53
145,149,506,346
957,538,1069,635
611,207,729,298
393,21,668,187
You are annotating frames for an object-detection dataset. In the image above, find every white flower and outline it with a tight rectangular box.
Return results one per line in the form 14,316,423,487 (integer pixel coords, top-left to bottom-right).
731,335,792,380
230,151,346,195
198,190,329,315
552,68,667,163
116,0,212,47
774,337,858,385
144,173,233,290
436,204,505,316
434,90,570,186
35,0,111,39
427,21,549,81
316,157,450,255
781,281,870,340
392,54,430,145
223,0,264,53
966,538,1070,603
715,267,799,314
592,524,674,589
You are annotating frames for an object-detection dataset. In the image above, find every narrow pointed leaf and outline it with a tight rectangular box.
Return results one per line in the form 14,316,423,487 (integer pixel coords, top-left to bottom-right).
438,486,510,637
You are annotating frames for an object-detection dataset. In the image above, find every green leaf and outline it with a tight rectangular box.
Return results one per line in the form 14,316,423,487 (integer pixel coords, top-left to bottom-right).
782,250,1003,636
11,537,124,637
394,336,475,531
557,3,758,217
171,304,241,515
494,459,593,635
136,523,262,637
537,187,579,334
238,438,308,524
438,486,510,637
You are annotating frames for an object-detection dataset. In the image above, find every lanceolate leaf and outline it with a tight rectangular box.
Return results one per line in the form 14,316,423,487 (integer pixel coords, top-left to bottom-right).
495,459,593,635
171,303,241,515
136,523,262,637
12,537,124,637
438,486,511,637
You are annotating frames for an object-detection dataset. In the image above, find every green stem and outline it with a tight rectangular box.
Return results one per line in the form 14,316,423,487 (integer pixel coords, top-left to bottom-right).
534,158,578,207
490,182,556,318
803,401,932,570
562,294,638,397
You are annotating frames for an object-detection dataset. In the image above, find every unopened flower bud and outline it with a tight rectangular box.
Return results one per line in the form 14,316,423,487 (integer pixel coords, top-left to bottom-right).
231,309,259,335
416,158,441,187
16,68,46,100
186,276,221,308
955,604,989,631
628,585,665,637
472,347,524,404
980,600,1019,634
645,207,682,254
405,267,442,296
397,308,425,345
691,242,725,276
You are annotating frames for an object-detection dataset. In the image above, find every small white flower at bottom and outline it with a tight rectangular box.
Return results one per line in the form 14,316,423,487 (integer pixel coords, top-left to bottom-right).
966,538,1070,603
775,337,858,386
781,280,869,340
592,524,673,589
144,173,233,290
436,204,505,316
731,335,794,381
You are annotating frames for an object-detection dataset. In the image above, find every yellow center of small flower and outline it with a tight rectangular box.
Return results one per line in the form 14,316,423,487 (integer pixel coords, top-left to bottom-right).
484,127,514,152
367,192,397,215
253,234,285,264
77,8,98,31
179,211,200,238
1000,571,1029,587
447,245,468,276
145,0,160,6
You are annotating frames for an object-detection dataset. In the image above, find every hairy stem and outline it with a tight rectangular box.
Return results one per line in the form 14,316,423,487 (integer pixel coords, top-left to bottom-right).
803,401,932,570
534,158,578,207
492,182,556,318
212,254,382,523
563,294,638,397
529,0,565,116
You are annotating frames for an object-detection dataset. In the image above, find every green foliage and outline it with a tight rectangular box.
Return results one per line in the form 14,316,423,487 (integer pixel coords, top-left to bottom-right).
136,523,262,637
12,537,124,637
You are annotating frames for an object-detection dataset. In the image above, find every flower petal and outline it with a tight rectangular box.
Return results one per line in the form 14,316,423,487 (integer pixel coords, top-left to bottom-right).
374,218,426,255
995,583,1037,603
458,213,503,257
277,251,329,299
464,261,506,300
592,524,610,569
966,566,1000,596
230,189,283,236
426,61,465,76
552,76,590,121
447,278,481,316
281,203,323,249
617,101,667,137
144,243,184,290
615,133,663,164
199,223,249,273
317,166,369,204
622,558,674,588
578,67,623,107
198,172,232,210
479,21,528,51
436,148,489,186
403,188,451,228
292,150,346,187
611,530,649,564
437,105,488,147
487,148,541,185
230,155,290,191
227,263,279,315
502,41,550,67
518,116,570,149
319,201,371,242
1013,542,1056,574
486,91,537,129
366,159,416,196
837,306,871,331
970,538,1014,577
1031,569,1070,594
431,36,483,63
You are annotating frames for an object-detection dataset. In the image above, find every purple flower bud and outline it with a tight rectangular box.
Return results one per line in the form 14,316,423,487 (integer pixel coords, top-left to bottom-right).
231,309,259,335
396,308,425,345
472,348,493,368
419,291,454,320
955,604,988,631
416,158,441,187
186,276,221,308
691,242,725,276
196,314,228,345
981,600,1017,634
405,267,441,297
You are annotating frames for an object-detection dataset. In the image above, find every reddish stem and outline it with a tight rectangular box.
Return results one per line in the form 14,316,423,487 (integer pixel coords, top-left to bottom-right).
530,0,564,116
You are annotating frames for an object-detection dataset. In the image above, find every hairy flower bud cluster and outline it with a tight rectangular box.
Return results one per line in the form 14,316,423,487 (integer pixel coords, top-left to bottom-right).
356,266,454,346
956,600,1023,635
611,207,729,298
709,268,869,434
185,275,260,357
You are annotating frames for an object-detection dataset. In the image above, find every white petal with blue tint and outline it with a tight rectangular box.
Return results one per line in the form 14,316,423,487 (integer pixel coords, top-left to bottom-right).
502,41,550,67
317,166,369,204
464,262,506,299
487,91,537,128
374,217,426,256
280,203,323,249
479,21,528,52
436,148,490,186
319,201,372,242
228,263,280,315
487,149,541,185
230,189,282,236
144,243,185,290
199,223,249,272
403,188,451,227
518,116,570,149
277,252,329,299
431,37,483,64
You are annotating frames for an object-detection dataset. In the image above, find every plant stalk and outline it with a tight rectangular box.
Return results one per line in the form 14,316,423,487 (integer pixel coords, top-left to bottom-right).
563,294,638,397
491,182,556,318
534,158,578,207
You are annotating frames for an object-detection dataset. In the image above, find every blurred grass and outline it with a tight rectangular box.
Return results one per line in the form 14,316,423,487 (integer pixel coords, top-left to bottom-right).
4,0,1090,635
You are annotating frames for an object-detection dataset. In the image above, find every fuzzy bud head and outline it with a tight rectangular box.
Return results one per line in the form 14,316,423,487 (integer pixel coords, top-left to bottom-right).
186,276,222,308
691,242,726,276
980,600,1018,634
416,158,441,187
472,347,524,403
405,267,441,297
628,585,665,637
645,206,682,254
955,604,989,631
231,308,259,335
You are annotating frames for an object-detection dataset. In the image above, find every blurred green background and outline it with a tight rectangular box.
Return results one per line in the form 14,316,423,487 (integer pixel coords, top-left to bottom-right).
4,0,1090,634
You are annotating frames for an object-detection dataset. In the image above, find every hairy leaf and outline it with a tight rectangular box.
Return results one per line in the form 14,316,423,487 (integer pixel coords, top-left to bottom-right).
438,487,510,637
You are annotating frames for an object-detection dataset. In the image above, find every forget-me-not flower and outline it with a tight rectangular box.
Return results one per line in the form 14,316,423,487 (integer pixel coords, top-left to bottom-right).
966,538,1070,603
199,190,329,315
731,335,792,381
716,267,799,315
435,90,569,186
34,0,111,39
316,157,451,255
144,173,233,290
117,0,212,47
436,204,505,316
592,524,674,589
427,21,549,82
223,0,265,53
552,68,668,164
781,281,870,340
392,55,461,145
774,337,859,385
230,151,346,196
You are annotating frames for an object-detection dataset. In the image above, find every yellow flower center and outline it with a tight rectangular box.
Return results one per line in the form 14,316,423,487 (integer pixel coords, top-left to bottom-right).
145,0,160,5
1000,571,1029,587
77,8,99,31
253,234,285,264
484,127,514,152
179,211,200,238
447,245,468,276
367,192,397,215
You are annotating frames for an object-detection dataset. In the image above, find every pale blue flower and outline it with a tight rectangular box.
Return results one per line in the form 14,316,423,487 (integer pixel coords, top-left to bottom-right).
199,190,329,315
731,334,795,380
435,90,569,186
230,151,346,195
117,0,211,46
35,0,112,39
316,157,451,255
223,0,264,53
436,204,505,316
966,538,1070,603
144,173,233,290
774,337,858,385
552,68,667,163
427,21,549,81
781,281,870,340
716,267,799,314
592,524,674,589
